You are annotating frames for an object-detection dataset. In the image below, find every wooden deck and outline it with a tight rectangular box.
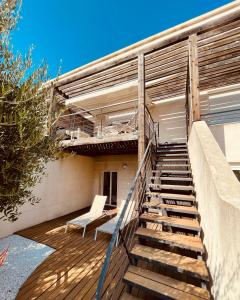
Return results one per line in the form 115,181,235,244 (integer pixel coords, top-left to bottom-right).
16,208,114,300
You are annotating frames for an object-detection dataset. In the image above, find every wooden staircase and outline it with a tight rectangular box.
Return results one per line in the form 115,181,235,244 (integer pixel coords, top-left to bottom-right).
121,143,211,300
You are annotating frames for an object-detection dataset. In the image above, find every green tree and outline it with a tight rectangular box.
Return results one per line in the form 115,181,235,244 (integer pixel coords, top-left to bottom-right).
0,0,59,221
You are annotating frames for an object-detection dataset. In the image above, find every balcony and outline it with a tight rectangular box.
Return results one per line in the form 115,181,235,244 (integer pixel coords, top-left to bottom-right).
57,110,139,155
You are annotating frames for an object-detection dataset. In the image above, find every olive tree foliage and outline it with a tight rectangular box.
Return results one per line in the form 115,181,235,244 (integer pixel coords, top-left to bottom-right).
0,0,60,221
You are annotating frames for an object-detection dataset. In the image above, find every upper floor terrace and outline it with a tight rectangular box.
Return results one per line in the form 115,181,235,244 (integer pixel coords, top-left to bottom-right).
46,0,240,160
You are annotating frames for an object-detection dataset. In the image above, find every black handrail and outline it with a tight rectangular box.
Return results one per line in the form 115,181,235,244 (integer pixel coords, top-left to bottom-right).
95,139,155,299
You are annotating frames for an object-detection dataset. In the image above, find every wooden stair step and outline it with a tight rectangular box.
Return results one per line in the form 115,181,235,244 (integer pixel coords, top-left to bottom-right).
149,183,194,191
140,213,200,232
130,244,209,281
143,201,199,215
156,164,190,168
157,153,189,157
124,265,210,300
157,145,187,150
157,158,190,162
146,192,196,202
136,227,204,253
152,170,192,176
158,143,187,147
159,170,192,174
151,176,192,182
157,149,188,153
120,292,140,300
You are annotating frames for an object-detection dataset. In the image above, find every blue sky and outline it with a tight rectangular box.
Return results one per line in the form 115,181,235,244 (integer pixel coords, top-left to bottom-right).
12,0,232,79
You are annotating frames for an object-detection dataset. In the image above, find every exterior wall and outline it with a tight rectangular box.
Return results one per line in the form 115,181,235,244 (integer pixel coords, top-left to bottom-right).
209,123,240,168
188,121,240,299
0,156,95,238
92,154,138,207
150,98,187,143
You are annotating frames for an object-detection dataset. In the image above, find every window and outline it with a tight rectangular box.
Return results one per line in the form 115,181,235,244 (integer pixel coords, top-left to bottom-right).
102,171,118,207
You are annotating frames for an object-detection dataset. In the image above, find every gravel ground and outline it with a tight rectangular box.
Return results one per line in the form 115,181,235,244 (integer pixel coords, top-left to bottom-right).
0,234,54,300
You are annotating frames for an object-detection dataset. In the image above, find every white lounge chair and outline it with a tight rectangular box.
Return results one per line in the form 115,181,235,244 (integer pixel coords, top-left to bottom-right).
94,200,134,245
65,195,107,237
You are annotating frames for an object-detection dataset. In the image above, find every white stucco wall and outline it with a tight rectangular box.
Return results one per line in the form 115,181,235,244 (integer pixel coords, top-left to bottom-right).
93,154,138,207
0,155,95,238
188,121,240,300
209,122,240,167
150,98,187,143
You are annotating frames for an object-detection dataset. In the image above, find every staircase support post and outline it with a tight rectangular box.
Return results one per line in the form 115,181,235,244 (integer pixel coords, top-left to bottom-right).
138,54,146,165
188,34,201,122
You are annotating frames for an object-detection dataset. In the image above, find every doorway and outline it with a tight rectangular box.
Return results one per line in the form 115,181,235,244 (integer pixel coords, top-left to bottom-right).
102,171,118,207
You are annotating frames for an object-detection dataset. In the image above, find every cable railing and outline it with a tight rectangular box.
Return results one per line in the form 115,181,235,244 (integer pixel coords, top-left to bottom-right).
57,112,138,141
145,106,158,146
95,138,156,299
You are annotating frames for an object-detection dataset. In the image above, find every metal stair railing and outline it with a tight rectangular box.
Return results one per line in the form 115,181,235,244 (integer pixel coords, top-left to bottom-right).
95,139,156,299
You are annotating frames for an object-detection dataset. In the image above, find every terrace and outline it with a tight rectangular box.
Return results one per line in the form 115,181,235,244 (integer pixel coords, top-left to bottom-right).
1,1,240,300
15,209,112,299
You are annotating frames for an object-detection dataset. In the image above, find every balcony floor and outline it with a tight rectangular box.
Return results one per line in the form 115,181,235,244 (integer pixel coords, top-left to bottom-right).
15,208,114,300
62,135,138,156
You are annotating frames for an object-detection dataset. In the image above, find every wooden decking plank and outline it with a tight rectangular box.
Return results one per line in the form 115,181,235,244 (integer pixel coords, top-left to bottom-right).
19,235,105,289
15,209,117,300
39,243,107,300
62,248,122,300
124,265,210,299
140,213,200,231
136,227,204,253
17,238,107,299
68,248,125,300
131,244,209,281
101,248,129,300
18,237,96,290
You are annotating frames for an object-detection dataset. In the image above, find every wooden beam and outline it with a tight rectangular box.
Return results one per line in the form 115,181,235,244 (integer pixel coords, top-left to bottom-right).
188,34,201,121
47,86,56,135
138,54,146,165
49,2,240,87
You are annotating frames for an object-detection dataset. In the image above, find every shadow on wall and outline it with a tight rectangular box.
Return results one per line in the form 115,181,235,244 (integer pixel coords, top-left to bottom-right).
209,125,226,155
151,100,187,143
201,91,240,125
211,253,240,300
158,111,187,143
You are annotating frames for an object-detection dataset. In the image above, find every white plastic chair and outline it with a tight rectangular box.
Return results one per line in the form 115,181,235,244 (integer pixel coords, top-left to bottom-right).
94,200,134,245
65,195,107,237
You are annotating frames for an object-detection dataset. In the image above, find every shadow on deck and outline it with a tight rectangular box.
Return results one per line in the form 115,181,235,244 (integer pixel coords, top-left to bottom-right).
15,208,113,300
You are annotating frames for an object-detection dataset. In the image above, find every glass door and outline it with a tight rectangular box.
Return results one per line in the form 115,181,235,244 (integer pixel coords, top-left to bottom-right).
103,171,117,207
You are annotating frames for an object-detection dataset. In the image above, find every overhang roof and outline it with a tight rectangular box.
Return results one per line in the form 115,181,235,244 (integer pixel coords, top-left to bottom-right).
49,1,240,113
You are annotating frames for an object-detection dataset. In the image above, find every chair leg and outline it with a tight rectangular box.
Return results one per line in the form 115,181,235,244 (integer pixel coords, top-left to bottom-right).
116,233,119,247
65,224,68,233
94,229,98,241
82,226,86,237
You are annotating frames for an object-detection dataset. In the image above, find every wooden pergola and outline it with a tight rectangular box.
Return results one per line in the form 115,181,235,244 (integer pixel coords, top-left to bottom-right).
49,1,240,160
